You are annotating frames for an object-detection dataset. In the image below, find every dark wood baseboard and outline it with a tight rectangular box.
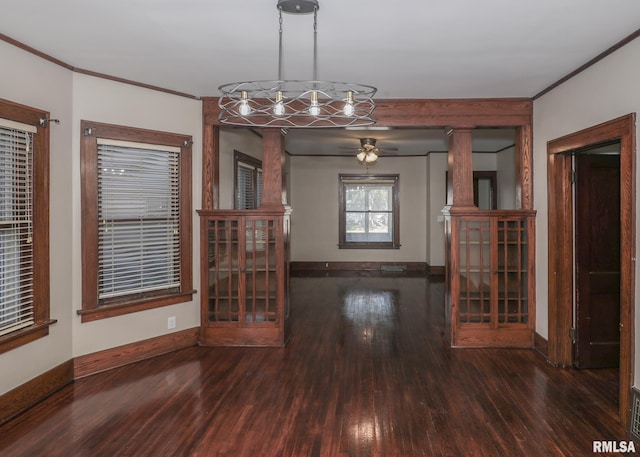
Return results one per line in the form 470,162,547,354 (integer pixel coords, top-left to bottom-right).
1,328,200,425
291,261,427,274
0,360,73,426
428,265,445,276
73,327,199,379
534,332,549,360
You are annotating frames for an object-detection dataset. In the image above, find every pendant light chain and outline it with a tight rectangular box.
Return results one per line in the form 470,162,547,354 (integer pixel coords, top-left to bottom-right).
278,7,284,81
313,6,318,81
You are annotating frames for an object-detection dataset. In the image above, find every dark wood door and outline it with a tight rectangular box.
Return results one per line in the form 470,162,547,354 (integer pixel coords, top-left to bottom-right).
575,152,620,368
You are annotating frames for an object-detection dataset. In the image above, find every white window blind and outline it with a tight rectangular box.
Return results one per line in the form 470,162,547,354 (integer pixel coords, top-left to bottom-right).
97,139,181,301
0,119,35,336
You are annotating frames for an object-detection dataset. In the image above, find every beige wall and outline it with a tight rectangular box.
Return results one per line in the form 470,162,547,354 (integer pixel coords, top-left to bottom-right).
533,37,640,382
218,128,262,209
71,74,202,357
0,41,74,394
0,41,204,394
289,155,428,262
288,151,506,268
497,146,516,210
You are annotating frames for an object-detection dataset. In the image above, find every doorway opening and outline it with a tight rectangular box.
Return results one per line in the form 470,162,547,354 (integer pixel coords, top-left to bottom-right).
547,114,635,428
573,142,620,369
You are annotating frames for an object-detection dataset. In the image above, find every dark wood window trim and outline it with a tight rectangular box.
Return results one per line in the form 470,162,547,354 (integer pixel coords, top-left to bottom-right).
0,98,54,355
338,174,400,249
79,120,194,323
233,150,262,209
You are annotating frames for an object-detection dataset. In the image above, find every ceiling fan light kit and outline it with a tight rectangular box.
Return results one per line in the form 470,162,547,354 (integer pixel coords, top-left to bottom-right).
356,137,380,164
218,0,377,128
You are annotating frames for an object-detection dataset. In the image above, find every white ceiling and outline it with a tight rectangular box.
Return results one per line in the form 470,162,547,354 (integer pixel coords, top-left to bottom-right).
3,0,640,155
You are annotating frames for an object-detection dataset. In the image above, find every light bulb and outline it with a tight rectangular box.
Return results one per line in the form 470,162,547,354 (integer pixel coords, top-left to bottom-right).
309,90,320,116
365,151,378,163
273,91,285,116
356,150,367,162
343,91,354,116
239,90,251,116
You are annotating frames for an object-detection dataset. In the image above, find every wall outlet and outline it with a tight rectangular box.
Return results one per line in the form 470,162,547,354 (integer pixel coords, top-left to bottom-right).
167,316,176,329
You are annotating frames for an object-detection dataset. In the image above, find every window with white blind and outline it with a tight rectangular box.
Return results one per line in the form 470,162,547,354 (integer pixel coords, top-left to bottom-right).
97,139,180,300
0,121,35,337
234,150,262,209
338,174,400,249
80,121,193,322
0,99,52,354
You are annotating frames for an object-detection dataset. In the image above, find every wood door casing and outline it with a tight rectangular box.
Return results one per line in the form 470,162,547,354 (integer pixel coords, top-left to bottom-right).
575,152,621,368
547,113,635,428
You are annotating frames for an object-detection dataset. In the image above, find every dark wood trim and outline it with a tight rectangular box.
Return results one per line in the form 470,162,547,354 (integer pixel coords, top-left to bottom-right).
0,98,53,354
74,327,199,378
203,97,532,128
73,67,198,100
0,328,199,424
0,321,56,356
428,265,445,276
260,129,286,206
202,125,219,210
534,29,640,100
360,98,532,127
79,120,194,321
0,33,74,70
0,34,199,100
338,174,400,249
446,128,475,209
534,332,549,360
0,360,73,426
290,261,427,272
77,291,196,323
547,113,635,428
202,97,534,217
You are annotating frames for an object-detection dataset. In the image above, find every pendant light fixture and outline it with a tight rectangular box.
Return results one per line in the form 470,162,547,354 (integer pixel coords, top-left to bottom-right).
218,0,377,128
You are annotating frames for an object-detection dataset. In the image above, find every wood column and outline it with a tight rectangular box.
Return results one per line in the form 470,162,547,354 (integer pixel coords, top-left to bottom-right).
446,128,475,210
261,128,286,206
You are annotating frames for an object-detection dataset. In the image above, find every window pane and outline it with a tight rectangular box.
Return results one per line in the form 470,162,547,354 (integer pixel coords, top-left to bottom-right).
368,213,390,234
0,125,34,337
367,187,391,211
345,185,365,211
98,143,180,300
346,212,365,234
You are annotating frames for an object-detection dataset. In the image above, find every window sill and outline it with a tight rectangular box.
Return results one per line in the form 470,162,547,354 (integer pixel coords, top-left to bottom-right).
78,290,196,323
338,243,401,250
0,320,57,355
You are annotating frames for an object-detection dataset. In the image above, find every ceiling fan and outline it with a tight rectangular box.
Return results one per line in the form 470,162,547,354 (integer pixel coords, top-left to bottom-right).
341,138,398,164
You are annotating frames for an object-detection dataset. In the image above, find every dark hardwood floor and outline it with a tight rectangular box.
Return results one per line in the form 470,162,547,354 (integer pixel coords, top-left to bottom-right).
0,276,626,456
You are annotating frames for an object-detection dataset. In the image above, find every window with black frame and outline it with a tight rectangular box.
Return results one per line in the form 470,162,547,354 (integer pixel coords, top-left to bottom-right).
339,174,400,249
